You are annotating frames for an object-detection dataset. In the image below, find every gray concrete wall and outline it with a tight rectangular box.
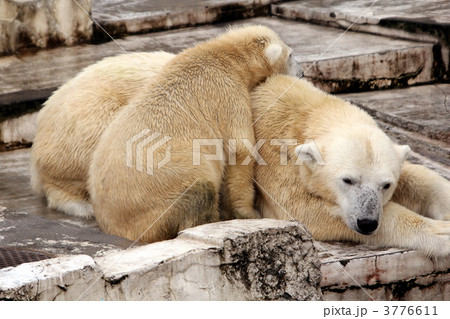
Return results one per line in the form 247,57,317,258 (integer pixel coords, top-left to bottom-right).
0,0,93,55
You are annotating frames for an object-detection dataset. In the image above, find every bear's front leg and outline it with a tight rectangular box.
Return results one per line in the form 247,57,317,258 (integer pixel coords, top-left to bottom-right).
393,163,450,220
364,201,450,256
224,158,261,220
223,137,262,220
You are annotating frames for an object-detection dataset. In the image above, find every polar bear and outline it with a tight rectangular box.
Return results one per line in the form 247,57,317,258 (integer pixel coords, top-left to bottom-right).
251,74,450,256
31,51,176,217
89,26,297,242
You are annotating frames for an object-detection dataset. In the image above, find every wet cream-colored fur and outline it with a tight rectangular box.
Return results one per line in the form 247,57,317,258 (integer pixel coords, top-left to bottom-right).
30,51,176,218
89,26,296,242
251,74,450,256
32,49,449,254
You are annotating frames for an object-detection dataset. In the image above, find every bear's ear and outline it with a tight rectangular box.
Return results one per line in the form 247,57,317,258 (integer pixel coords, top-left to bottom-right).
295,142,325,170
265,43,283,66
394,144,411,162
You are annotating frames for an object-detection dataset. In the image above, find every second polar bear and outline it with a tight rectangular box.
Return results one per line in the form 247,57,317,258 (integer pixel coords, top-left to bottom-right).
31,51,175,218
89,26,296,242
251,74,450,256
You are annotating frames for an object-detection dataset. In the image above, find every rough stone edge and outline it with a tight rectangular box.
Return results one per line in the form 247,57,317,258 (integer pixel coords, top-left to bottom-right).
96,219,322,301
214,219,322,301
0,254,103,300
320,247,450,300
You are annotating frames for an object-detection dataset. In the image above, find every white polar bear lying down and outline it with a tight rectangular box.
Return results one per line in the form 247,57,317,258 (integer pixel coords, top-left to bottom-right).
251,74,450,256
31,49,450,255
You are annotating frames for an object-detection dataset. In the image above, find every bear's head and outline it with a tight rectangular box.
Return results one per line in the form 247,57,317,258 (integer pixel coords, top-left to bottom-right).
220,25,300,83
295,126,410,236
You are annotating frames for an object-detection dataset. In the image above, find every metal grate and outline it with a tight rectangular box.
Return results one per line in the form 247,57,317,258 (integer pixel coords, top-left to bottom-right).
0,247,56,269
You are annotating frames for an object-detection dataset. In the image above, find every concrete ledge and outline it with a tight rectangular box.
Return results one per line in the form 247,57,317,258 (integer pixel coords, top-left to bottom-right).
0,219,323,300
318,242,450,301
272,0,450,78
302,46,436,93
97,219,322,301
0,0,93,55
0,255,103,301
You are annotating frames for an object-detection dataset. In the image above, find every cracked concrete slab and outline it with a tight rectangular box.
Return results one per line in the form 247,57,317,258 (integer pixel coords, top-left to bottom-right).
2,217,449,301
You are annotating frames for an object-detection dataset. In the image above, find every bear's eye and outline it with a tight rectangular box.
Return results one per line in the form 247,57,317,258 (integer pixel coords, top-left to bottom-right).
343,178,354,185
383,183,391,190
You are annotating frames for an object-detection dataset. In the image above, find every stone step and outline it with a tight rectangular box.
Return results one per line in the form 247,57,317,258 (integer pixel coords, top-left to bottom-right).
272,0,450,30
91,0,277,37
0,16,437,113
272,0,450,79
318,241,450,301
339,84,450,168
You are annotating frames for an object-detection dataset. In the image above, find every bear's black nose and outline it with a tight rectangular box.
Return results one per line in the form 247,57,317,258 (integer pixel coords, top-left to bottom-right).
357,219,378,235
